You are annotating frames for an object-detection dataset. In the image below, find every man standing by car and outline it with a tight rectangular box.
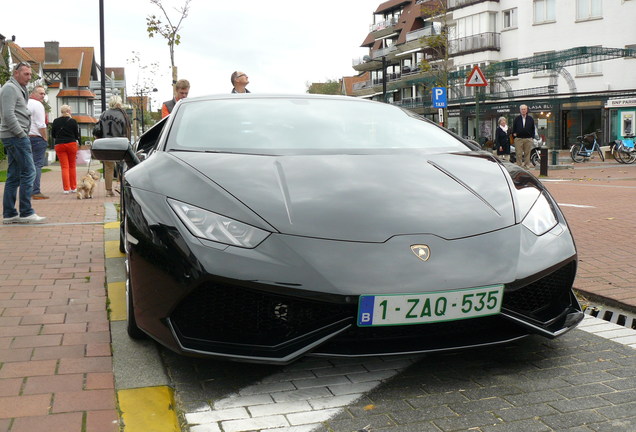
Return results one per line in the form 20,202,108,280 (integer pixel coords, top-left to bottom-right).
27,85,49,200
511,104,535,169
0,62,46,224
230,71,250,94
161,79,190,118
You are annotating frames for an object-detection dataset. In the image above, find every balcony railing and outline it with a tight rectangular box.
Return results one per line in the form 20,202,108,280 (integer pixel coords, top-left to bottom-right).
393,97,431,109
405,26,440,42
370,17,398,32
448,32,500,56
447,0,499,10
372,45,398,59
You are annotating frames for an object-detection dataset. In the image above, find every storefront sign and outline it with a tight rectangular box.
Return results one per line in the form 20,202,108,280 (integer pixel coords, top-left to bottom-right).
606,98,636,108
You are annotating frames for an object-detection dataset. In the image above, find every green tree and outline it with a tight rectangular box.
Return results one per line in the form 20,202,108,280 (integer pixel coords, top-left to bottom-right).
0,48,11,85
414,0,454,125
146,0,192,91
306,79,342,95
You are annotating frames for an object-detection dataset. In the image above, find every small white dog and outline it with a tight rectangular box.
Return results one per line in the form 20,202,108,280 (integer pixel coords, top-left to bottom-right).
76,170,101,199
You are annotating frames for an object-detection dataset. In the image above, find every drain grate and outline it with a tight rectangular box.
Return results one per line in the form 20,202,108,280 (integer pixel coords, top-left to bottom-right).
584,306,636,330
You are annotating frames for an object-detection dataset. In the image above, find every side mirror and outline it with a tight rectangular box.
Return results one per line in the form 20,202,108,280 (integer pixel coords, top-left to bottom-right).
91,137,140,167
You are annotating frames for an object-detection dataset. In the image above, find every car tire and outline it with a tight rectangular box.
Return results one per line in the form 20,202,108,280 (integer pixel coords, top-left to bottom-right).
124,218,147,340
119,186,126,253
126,275,147,339
119,225,126,253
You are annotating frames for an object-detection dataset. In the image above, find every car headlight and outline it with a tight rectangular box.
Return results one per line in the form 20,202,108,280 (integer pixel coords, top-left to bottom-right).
521,191,558,236
168,199,270,248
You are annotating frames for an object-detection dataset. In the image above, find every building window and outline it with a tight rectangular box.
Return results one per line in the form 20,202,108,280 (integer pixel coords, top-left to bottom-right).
534,51,555,77
503,59,519,78
534,0,556,24
576,50,602,76
456,12,497,38
626,44,636,60
64,71,79,88
503,8,518,29
576,0,602,20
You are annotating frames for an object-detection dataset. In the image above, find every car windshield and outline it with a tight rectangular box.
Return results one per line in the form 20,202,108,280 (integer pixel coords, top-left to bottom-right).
165,97,469,155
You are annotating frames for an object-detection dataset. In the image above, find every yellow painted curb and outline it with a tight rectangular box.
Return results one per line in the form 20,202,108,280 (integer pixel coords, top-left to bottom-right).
105,240,125,258
118,386,181,432
105,221,120,229
108,281,126,321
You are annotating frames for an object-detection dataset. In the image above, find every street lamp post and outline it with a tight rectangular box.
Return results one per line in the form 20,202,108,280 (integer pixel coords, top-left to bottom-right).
138,88,157,133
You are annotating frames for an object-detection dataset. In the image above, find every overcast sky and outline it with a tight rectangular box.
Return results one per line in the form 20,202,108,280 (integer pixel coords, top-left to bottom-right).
2,0,377,110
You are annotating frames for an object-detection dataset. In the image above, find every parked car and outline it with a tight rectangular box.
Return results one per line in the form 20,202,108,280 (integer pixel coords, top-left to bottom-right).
91,94,583,365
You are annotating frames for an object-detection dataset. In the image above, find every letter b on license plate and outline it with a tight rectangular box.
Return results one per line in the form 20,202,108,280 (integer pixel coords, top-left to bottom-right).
357,285,504,326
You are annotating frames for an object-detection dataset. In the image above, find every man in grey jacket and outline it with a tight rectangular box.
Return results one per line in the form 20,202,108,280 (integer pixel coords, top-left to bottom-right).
0,62,46,223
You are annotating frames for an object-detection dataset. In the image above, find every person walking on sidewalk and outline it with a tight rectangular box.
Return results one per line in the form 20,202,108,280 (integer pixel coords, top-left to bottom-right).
0,62,46,224
51,105,80,194
94,95,131,196
27,85,49,200
511,104,535,169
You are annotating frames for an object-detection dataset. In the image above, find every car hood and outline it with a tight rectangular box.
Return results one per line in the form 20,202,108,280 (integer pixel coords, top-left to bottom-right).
173,151,516,242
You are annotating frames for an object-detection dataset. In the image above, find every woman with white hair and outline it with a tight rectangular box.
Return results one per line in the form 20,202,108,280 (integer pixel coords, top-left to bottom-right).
494,116,511,161
51,105,81,193
93,95,131,196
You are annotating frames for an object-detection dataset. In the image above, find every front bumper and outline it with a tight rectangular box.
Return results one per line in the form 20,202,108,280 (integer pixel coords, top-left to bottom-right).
164,259,582,364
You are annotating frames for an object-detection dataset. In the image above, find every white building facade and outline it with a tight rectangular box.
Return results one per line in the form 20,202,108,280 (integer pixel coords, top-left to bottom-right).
352,0,636,150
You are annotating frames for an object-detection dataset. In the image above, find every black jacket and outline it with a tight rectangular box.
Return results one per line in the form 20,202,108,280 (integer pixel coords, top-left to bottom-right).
51,116,80,144
511,114,535,139
495,126,510,155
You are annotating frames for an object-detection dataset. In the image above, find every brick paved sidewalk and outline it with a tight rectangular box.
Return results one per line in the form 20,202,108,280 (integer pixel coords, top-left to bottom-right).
0,163,119,432
539,161,636,313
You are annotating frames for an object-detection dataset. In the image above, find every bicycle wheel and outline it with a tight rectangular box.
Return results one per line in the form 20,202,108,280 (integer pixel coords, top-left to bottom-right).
617,147,636,164
613,145,624,163
570,144,584,163
530,150,540,167
596,145,605,161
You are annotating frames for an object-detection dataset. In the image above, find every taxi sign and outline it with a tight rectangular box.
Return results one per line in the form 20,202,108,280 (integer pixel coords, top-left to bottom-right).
466,65,488,87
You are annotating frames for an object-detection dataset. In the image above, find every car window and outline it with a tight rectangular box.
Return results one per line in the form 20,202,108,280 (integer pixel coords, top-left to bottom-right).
166,98,468,154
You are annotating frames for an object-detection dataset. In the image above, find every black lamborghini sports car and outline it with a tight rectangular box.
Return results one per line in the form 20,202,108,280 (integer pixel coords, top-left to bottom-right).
91,94,583,364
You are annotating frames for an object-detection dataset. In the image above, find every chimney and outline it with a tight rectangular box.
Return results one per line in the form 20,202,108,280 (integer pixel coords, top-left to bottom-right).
44,41,60,63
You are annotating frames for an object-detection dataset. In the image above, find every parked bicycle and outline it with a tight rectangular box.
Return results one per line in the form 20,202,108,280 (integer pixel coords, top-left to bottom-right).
570,131,604,163
612,134,636,164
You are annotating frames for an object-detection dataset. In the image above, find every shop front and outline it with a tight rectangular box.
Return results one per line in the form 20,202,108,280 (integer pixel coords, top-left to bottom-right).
605,97,636,142
447,100,557,149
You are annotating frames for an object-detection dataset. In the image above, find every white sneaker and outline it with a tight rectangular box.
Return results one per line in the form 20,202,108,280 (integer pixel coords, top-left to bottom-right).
63,190,70,194
71,189,77,193
3,215,19,224
18,214,47,224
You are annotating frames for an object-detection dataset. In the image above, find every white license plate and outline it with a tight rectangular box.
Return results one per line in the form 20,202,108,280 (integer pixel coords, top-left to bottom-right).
357,285,504,326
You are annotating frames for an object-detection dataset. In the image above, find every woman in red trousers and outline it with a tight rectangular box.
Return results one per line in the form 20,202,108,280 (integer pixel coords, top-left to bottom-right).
51,105,80,193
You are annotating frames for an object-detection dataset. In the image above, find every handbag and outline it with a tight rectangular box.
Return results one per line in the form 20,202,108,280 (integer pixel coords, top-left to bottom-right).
92,121,103,138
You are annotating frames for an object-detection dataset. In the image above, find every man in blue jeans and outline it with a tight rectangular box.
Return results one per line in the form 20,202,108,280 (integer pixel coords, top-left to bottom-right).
0,62,46,224
27,85,49,200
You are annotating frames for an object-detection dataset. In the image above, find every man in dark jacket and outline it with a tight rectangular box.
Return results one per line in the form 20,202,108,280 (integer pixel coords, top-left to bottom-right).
511,104,535,169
